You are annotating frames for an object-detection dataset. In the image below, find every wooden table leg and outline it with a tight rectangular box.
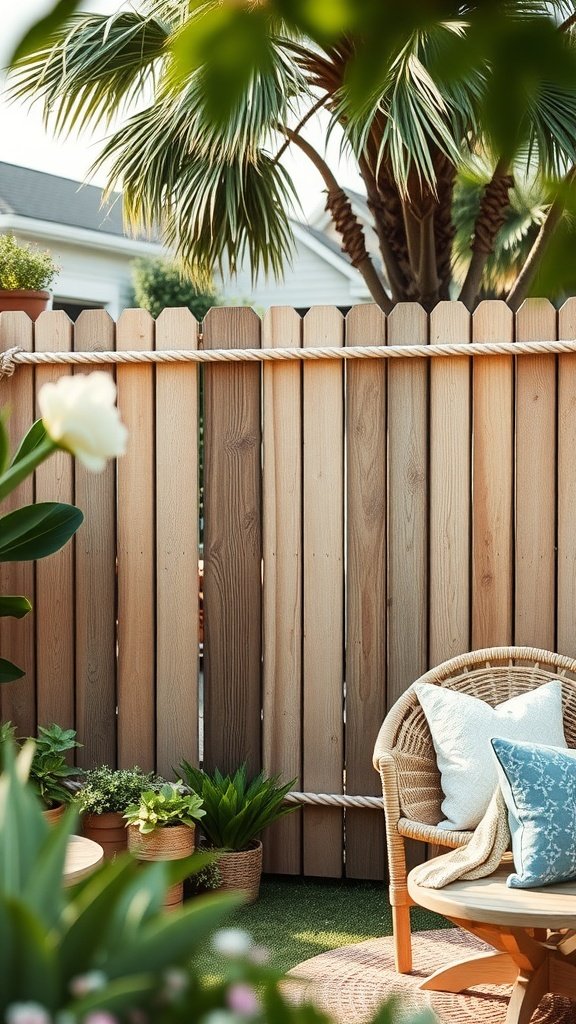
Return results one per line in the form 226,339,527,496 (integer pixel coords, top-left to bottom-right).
421,949,518,992
506,961,548,1024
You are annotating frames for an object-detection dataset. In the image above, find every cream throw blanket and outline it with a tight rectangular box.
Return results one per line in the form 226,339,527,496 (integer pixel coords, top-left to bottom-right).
411,787,511,889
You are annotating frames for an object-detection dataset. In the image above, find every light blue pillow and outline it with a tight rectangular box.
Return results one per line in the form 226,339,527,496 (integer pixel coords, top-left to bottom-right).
491,736,576,889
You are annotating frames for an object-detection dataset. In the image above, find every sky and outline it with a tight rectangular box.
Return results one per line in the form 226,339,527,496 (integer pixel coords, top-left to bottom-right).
0,0,363,219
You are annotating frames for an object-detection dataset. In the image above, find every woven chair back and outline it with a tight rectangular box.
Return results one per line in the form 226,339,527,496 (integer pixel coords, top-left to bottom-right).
389,647,576,825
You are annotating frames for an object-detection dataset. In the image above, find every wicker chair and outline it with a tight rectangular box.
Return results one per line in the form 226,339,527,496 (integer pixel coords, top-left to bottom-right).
372,646,576,974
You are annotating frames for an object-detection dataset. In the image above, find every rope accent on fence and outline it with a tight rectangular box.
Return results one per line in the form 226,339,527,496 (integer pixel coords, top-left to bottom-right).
4,336,576,378
284,791,383,810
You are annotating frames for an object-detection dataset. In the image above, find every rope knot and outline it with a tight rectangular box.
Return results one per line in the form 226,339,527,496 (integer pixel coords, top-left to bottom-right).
0,347,22,380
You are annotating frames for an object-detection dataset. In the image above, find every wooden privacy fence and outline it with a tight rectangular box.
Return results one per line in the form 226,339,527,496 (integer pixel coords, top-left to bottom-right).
2,297,576,881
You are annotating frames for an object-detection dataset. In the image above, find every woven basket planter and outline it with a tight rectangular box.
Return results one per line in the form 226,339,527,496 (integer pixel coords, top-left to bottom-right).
43,803,66,827
164,881,184,912
83,812,127,859
216,840,263,904
127,823,196,862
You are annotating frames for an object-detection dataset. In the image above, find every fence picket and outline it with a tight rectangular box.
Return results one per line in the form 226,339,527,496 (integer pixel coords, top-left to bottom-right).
156,308,200,778
203,307,262,775
74,311,117,768
429,302,471,665
514,299,557,649
302,306,344,878
116,310,156,769
0,313,36,736
472,301,514,648
262,307,303,875
34,311,74,731
345,304,386,881
558,298,576,659
386,304,428,708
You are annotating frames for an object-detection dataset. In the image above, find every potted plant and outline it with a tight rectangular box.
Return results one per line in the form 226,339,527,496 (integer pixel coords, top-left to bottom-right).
28,723,82,824
124,782,206,909
177,763,297,904
77,764,162,859
0,233,59,320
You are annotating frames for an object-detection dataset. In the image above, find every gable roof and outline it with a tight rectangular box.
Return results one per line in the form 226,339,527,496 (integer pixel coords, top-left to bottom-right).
0,161,125,236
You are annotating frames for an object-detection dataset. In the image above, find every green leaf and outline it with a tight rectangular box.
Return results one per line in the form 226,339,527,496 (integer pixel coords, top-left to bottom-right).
0,595,32,619
172,8,275,125
5,899,59,1007
0,436,56,503
0,659,25,684
10,419,49,467
106,892,241,978
9,0,83,65
0,414,9,475
66,975,157,1015
0,502,83,562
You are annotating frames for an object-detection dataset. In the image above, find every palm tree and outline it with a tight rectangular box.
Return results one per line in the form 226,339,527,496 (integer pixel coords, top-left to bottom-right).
11,1,576,310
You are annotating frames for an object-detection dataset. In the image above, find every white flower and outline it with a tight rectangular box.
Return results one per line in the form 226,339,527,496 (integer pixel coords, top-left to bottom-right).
6,1004,51,1024
211,928,253,957
39,372,127,472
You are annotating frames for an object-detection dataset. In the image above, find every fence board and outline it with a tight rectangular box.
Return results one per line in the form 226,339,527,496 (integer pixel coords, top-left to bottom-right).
302,306,344,878
387,304,428,708
429,302,471,665
203,307,262,775
155,309,200,779
514,299,556,650
116,310,156,769
34,311,74,731
558,298,576,659
472,301,514,648
345,304,387,881
0,313,36,736
74,311,117,768
262,307,303,875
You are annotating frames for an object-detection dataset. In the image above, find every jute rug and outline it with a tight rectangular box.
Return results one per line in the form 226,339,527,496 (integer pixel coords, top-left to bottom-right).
286,928,576,1024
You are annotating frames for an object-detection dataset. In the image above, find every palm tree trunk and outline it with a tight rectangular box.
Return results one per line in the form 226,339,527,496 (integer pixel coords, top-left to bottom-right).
506,173,575,309
434,154,456,300
284,128,392,312
459,158,514,308
358,155,407,300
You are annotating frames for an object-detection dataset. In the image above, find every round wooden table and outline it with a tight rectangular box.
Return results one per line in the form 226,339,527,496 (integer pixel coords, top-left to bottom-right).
63,834,104,887
408,861,576,1024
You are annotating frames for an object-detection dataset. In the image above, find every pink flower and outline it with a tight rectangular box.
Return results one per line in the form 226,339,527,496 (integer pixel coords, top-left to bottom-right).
69,972,107,997
226,984,261,1016
83,1013,118,1024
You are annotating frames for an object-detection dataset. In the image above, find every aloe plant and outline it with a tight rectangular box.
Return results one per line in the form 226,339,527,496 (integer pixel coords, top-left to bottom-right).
178,763,297,851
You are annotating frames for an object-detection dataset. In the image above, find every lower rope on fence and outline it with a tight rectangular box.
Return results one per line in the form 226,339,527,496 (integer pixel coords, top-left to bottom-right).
284,791,383,809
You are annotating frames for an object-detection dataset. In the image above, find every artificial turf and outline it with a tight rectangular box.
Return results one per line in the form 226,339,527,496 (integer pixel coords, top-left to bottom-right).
206,875,451,974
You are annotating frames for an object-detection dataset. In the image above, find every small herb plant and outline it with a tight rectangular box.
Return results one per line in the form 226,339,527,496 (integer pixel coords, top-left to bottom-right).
77,764,162,815
124,782,205,834
186,859,222,897
28,723,82,808
177,763,297,851
0,233,59,291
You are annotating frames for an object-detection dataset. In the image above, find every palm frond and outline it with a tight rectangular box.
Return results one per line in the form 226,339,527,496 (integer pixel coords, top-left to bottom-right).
9,10,169,134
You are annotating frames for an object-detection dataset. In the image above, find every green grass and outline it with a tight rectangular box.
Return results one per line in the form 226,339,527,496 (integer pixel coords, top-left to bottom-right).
196,876,450,975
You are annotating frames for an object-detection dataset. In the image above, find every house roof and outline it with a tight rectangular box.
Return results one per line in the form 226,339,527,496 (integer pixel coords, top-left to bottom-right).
0,161,125,237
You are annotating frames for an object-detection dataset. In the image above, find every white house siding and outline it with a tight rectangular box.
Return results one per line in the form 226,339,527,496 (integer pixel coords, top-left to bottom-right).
218,235,369,310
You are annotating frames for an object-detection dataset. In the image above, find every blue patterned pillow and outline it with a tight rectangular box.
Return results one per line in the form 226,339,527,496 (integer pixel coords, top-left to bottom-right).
491,737,576,889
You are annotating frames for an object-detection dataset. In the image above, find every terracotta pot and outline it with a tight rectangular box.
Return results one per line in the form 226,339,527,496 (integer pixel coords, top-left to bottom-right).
43,802,66,826
216,840,263,905
127,823,195,862
82,811,127,859
0,290,50,320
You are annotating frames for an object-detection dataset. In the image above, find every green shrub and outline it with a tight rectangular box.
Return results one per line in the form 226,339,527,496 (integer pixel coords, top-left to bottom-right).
132,256,218,319
77,764,163,815
0,233,59,290
28,723,81,808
